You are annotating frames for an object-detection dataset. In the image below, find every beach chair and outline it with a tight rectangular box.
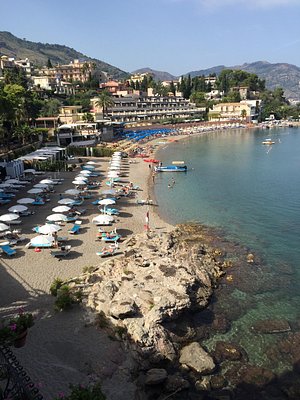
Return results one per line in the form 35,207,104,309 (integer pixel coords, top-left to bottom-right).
68,224,81,234
32,200,45,205
100,207,120,216
0,244,17,256
96,244,118,257
66,215,79,223
51,245,72,258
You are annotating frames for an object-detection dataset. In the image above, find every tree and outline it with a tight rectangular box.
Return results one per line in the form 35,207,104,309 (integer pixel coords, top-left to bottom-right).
82,112,94,122
40,99,61,116
95,90,114,117
47,58,53,68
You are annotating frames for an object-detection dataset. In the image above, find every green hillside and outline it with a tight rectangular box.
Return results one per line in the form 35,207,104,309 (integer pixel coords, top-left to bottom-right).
0,31,128,79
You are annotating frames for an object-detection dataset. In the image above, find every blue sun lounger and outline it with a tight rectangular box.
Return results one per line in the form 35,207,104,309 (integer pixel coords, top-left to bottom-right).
68,224,81,234
0,244,16,256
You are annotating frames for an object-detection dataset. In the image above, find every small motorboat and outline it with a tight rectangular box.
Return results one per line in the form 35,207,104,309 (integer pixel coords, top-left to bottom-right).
154,165,187,172
262,138,275,145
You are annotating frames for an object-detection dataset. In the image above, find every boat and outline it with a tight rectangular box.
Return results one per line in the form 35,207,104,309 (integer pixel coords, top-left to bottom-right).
154,165,187,172
262,138,275,145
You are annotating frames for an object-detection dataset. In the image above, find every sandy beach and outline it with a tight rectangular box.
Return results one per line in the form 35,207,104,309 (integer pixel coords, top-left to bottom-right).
0,152,172,399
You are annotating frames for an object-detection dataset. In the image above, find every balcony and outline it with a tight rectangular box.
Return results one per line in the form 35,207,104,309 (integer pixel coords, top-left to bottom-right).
0,345,43,400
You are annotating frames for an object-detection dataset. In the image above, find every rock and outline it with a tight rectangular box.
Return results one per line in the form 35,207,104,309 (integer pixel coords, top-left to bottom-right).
145,368,168,385
213,341,248,363
180,342,215,374
195,376,211,391
110,298,137,319
247,253,254,263
251,319,291,334
210,375,228,390
164,373,190,392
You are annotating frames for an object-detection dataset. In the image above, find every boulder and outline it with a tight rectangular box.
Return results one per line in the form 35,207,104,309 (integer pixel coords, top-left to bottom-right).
179,342,215,374
145,368,167,385
251,319,291,334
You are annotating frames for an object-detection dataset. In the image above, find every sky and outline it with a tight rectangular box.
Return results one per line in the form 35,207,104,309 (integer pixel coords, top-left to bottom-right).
2,0,300,76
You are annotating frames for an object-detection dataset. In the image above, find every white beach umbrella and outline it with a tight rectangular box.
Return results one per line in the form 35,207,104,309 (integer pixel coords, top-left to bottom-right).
33,183,49,189
5,179,22,184
75,175,88,180
58,198,75,205
27,188,43,194
107,173,120,179
17,197,35,204
92,215,114,225
23,169,36,173
79,170,92,175
46,213,68,222
8,205,28,213
0,213,20,222
38,224,61,235
0,223,10,232
86,161,96,165
40,179,54,184
64,189,81,196
30,235,54,246
0,183,13,188
52,205,71,213
72,181,86,186
98,198,116,206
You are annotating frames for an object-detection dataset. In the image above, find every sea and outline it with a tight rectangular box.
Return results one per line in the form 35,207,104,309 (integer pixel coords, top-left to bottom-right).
154,126,300,379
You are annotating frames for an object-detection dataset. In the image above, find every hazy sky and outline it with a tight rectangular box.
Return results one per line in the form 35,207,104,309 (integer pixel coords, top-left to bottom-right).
2,0,300,75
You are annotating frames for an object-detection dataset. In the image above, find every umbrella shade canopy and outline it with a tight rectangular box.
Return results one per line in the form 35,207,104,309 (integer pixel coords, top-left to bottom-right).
86,161,96,165
30,235,54,246
64,189,81,196
107,173,120,179
0,213,20,222
5,179,22,184
40,179,54,184
0,223,10,232
98,198,116,206
17,198,35,204
27,188,43,194
72,181,86,186
75,175,88,180
33,183,49,188
38,224,61,235
79,170,92,175
8,205,28,213
46,213,68,222
23,169,36,173
92,215,114,224
52,205,71,213
0,183,13,188
58,198,75,205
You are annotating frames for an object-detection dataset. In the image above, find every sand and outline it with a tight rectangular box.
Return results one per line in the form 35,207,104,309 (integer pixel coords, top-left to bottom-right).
0,154,172,399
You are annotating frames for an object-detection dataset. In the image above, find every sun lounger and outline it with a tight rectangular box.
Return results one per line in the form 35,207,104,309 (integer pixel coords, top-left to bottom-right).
0,244,16,256
57,236,69,243
100,208,120,215
102,234,121,242
96,245,118,257
32,200,45,205
72,199,84,206
0,199,11,205
68,224,81,234
51,245,71,258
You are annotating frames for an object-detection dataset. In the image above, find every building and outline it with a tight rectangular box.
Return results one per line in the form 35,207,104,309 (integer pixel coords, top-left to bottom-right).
208,100,261,122
0,55,34,79
56,121,122,146
59,106,84,124
32,75,75,95
91,94,205,123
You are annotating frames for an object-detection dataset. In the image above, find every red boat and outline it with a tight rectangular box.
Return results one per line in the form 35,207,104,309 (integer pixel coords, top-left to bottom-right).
143,159,160,163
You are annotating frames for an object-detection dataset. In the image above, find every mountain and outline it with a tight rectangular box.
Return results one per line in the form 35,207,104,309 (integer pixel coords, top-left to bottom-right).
0,31,127,79
132,67,177,82
186,61,300,101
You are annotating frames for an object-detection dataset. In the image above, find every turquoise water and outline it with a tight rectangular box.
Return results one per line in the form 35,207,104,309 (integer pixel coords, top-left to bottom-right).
154,127,300,375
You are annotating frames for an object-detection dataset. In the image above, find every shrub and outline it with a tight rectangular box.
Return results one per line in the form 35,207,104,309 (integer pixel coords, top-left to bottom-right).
54,383,106,400
51,281,83,311
50,278,64,296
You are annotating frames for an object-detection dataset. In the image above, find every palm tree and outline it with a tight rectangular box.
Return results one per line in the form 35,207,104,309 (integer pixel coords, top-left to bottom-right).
95,90,114,118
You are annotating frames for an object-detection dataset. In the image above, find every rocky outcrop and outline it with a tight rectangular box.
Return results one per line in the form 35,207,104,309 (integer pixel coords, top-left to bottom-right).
71,226,226,364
